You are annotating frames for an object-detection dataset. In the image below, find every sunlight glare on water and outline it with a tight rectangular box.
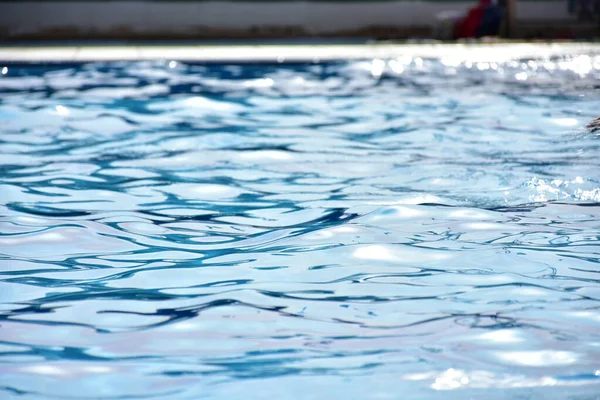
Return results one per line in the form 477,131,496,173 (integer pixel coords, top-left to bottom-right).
1,52,600,400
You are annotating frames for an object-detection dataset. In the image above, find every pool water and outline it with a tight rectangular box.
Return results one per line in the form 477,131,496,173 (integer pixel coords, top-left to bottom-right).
1,55,600,400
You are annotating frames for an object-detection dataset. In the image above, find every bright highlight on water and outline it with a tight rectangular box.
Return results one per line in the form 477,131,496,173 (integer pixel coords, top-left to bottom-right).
0,52,599,399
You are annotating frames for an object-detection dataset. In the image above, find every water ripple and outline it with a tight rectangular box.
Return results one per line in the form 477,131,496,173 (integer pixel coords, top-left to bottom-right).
1,54,600,399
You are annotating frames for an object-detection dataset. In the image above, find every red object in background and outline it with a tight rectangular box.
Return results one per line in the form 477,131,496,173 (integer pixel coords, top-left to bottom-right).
556,29,573,39
456,0,491,38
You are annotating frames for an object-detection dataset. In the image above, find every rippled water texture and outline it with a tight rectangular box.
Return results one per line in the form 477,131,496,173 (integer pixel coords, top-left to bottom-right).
1,52,600,399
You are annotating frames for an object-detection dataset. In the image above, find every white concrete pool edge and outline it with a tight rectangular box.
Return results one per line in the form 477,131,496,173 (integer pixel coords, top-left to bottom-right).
0,43,599,63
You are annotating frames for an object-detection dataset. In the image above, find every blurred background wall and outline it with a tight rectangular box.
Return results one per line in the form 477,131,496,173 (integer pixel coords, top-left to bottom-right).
0,0,592,41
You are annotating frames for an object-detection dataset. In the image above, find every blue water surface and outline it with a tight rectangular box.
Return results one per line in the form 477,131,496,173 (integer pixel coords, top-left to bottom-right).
1,54,600,400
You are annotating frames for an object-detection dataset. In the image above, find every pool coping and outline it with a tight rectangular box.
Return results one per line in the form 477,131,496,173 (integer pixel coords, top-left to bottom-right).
0,42,599,63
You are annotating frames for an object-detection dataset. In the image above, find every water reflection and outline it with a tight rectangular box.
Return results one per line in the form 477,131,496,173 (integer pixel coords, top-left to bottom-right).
0,56,599,399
